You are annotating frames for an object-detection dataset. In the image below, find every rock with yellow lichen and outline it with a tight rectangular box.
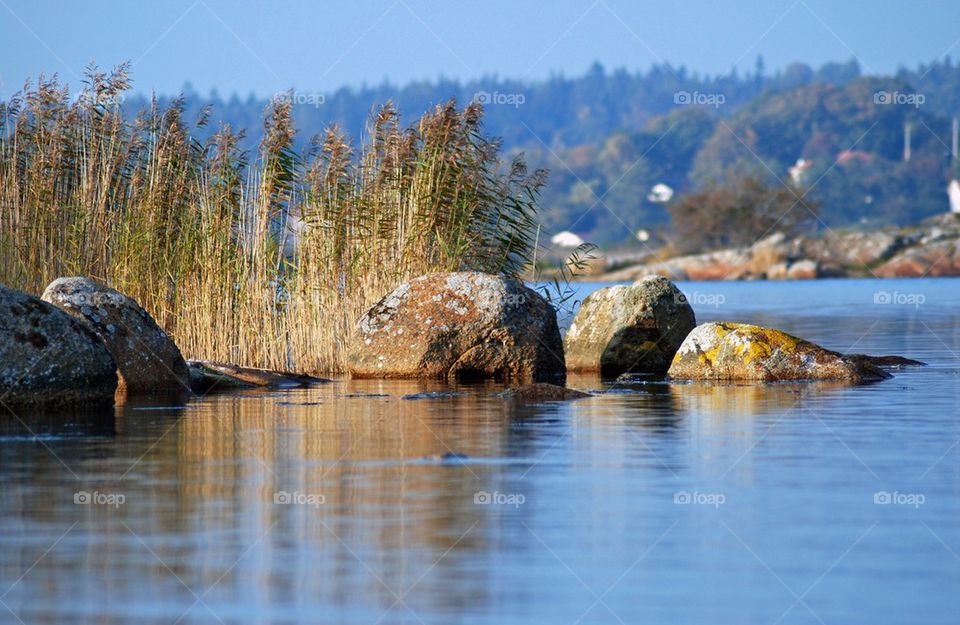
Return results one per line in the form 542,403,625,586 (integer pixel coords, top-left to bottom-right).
564,276,696,376
667,322,890,383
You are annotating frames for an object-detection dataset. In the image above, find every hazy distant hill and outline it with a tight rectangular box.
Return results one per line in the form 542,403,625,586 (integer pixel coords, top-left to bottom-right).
120,57,960,244
123,58,869,151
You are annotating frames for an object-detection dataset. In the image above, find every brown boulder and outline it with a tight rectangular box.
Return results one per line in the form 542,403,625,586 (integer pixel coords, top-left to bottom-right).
786,259,819,280
349,272,565,383
874,240,960,277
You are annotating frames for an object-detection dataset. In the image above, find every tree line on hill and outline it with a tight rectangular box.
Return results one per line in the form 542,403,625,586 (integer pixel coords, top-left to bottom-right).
119,57,960,247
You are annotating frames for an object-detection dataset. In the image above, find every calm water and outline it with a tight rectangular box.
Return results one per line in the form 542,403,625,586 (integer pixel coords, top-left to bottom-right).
1,278,958,625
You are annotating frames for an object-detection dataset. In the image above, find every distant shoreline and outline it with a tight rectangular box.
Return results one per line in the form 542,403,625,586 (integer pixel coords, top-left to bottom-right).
578,213,960,282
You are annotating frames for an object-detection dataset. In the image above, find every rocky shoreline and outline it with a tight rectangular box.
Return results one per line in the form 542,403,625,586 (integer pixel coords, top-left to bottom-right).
1,272,925,411
597,213,960,282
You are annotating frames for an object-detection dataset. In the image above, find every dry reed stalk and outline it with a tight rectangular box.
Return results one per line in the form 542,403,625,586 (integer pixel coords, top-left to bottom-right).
0,68,546,373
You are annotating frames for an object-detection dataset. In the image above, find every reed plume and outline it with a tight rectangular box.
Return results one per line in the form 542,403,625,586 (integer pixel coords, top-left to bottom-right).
0,67,546,373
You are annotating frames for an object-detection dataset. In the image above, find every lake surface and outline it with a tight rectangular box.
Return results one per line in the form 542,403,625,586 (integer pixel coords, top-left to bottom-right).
1,278,958,624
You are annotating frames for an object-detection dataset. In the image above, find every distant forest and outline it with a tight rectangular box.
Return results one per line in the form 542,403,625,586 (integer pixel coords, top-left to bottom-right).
122,58,960,245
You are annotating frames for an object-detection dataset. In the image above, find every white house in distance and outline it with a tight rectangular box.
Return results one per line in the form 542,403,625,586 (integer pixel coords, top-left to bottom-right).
550,231,585,248
949,179,960,214
647,183,674,203
788,158,813,185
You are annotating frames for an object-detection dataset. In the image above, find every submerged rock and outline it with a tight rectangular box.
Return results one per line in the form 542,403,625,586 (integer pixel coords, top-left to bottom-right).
845,354,926,368
667,322,890,383
564,276,696,376
497,383,591,401
419,452,470,462
188,361,329,392
349,272,566,384
401,391,468,400
1,285,117,409
42,277,189,392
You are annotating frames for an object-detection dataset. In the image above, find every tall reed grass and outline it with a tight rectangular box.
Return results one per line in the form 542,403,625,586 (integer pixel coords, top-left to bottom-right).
0,65,546,373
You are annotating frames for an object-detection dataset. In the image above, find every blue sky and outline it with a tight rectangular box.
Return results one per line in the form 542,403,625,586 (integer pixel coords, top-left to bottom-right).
1,0,959,98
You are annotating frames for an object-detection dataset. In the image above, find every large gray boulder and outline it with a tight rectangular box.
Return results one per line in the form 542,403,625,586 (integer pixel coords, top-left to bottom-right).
42,278,190,392
1,285,117,409
349,272,565,383
564,276,696,376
